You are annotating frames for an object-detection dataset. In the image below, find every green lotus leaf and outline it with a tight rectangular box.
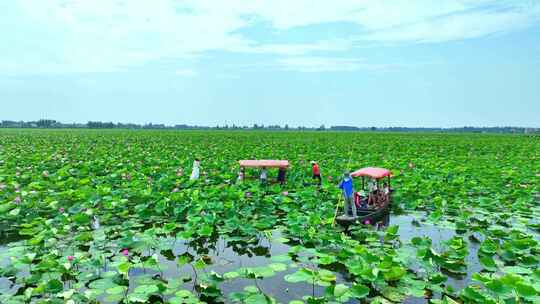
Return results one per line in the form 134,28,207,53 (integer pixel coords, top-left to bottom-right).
133,284,159,295
223,271,240,280
106,285,127,295
285,269,313,283
268,263,287,272
515,282,538,299
44,279,63,293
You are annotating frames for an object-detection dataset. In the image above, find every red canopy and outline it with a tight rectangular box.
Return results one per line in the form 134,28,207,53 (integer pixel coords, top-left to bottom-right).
239,160,289,168
351,167,391,179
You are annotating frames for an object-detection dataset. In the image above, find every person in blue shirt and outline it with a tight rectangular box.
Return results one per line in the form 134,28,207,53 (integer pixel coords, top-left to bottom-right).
339,172,357,217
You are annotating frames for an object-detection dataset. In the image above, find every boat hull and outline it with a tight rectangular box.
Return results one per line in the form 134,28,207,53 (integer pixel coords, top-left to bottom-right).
336,199,391,227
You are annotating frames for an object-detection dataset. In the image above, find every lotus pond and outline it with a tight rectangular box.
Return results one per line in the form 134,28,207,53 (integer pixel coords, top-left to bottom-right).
0,129,539,304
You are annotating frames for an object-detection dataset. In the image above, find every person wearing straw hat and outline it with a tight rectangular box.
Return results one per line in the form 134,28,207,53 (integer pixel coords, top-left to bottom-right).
339,171,356,217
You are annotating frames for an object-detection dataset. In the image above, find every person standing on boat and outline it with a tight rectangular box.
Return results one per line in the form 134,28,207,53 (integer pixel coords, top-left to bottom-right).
277,167,286,185
311,161,322,185
190,159,201,180
380,182,390,203
339,172,356,217
260,167,268,185
237,167,245,183
367,178,378,206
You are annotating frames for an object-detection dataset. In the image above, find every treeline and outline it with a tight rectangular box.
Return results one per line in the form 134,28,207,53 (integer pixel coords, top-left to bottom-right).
329,126,539,133
0,120,538,134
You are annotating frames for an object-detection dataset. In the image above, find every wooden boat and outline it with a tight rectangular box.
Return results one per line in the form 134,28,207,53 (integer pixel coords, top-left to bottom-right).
336,198,391,227
335,167,393,227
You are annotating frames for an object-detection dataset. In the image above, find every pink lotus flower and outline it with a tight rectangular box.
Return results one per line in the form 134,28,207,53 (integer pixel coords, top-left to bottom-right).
67,255,74,262
59,207,65,213
14,196,21,204
282,191,289,196
364,220,371,225
122,249,129,257
245,192,252,198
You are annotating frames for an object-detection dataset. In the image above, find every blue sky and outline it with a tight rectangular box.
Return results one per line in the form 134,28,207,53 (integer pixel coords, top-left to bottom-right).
1,0,539,127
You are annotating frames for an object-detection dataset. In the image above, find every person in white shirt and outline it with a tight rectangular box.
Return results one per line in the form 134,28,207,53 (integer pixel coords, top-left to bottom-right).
260,167,268,185
368,179,377,192
380,182,390,203
382,182,390,195
190,159,201,180
237,168,245,182
367,178,378,207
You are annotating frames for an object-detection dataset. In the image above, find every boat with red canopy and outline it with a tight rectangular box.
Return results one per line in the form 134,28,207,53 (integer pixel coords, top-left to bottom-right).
238,160,290,183
351,167,391,179
239,160,289,168
336,167,393,227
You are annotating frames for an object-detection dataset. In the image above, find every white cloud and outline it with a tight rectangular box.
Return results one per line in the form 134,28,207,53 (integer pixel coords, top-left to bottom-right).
1,0,539,73
360,2,540,43
275,56,396,72
234,40,352,56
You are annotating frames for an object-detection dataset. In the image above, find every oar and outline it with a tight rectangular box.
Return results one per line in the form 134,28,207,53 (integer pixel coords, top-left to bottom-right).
332,193,343,227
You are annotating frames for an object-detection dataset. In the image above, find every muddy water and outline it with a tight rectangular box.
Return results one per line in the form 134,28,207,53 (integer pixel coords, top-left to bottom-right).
1,211,485,303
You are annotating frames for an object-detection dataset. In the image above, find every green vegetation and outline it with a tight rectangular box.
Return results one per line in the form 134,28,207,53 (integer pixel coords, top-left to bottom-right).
1,129,539,303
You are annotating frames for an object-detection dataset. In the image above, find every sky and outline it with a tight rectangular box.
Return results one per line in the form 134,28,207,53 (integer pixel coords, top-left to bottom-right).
1,0,540,128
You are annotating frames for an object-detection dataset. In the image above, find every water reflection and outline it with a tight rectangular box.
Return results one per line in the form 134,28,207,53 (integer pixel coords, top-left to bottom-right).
123,231,345,304
1,210,488,304
390,211,483,301
346,209,483,303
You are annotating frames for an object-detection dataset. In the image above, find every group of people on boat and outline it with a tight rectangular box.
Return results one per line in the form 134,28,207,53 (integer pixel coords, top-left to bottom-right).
338,171,390,218
235,160,321,186
188,159,391,219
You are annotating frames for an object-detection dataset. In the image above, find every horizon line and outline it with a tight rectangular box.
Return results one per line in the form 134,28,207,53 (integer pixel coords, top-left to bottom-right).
1,119,538,131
